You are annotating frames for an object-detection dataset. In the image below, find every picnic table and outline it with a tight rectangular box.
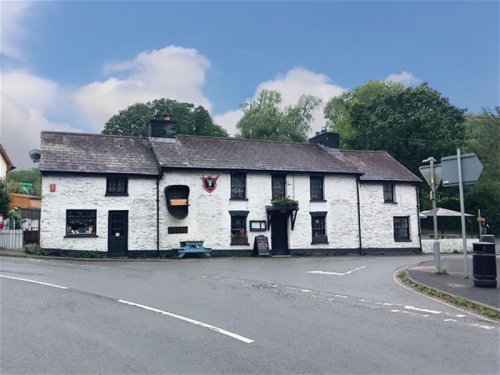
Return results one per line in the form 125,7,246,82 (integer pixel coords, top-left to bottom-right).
174,241,211,258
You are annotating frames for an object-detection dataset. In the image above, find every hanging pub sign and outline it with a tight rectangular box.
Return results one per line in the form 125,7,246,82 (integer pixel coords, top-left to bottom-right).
201,175,219,193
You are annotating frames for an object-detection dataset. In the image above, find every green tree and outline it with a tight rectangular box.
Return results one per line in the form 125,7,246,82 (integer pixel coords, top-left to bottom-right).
0,180,10,216
236,90,322,142
325,82,466,175
464,107,500,234
102,99,228,138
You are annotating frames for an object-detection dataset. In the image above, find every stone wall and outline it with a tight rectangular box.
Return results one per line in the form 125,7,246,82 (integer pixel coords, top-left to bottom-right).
41,175,157,252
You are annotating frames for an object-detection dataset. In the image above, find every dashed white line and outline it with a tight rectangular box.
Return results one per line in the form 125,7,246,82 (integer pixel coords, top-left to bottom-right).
404,305,442,315
0,275,68,289
117,299,254,344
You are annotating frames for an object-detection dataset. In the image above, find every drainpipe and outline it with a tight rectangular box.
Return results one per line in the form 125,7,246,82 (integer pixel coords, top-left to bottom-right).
356,176,363,255
416,184,422,253
156,176,160,256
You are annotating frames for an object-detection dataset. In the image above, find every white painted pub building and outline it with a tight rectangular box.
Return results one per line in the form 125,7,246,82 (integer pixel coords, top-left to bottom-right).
40,116,422,257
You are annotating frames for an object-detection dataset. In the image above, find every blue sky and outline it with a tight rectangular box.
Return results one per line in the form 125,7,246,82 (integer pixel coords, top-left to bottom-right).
1,1,498,168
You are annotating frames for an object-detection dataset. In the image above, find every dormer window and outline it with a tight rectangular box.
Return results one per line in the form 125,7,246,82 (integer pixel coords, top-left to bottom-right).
106,176,128,196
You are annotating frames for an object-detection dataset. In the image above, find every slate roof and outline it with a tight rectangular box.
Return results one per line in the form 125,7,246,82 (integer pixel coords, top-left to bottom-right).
40,132,159,176
40,131,420,182
340,150,421,183
150,135,361,174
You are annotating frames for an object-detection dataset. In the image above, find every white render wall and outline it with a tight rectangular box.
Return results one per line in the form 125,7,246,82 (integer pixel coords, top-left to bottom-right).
359,183,420,249
41,175,157,252
0,156,8,180
159,171,360,251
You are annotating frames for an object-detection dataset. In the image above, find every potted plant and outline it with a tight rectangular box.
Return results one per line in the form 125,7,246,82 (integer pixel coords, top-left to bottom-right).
271,196,299,209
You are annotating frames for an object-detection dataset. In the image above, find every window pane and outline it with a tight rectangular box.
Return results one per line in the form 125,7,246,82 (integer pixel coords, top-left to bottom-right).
394,217,409,241
107,176,127,194
272,175,286,199
383,183,394,202
231,216,247,235
310,176,324,200
231,174,246,199
66,210,96,235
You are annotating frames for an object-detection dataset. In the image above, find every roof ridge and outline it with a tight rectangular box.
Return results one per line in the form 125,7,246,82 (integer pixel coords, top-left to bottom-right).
42,130,146,141
177,134,317,147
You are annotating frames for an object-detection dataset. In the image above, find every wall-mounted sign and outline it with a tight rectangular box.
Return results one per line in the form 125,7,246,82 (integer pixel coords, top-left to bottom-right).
201,175,219,193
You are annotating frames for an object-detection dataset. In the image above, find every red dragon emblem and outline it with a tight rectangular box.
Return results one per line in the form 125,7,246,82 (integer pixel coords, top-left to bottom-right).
201,175,219,193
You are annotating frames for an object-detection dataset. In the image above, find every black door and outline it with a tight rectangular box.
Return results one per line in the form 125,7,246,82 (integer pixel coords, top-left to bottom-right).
108,211,128,257
271,213,289,255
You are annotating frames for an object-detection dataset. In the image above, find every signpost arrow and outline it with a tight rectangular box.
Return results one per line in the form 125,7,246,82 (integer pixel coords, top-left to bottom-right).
441,153,483,187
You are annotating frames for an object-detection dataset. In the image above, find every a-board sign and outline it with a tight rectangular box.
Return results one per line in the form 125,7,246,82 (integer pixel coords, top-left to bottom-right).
254,235,271,256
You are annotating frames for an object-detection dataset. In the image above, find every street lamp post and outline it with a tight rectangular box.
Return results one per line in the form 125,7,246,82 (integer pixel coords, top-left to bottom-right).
422,157,441,273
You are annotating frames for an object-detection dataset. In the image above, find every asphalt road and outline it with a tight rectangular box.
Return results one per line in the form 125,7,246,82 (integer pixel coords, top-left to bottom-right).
1,255,498,374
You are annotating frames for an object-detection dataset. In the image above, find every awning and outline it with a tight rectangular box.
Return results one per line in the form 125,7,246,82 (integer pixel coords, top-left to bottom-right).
420,207,473,217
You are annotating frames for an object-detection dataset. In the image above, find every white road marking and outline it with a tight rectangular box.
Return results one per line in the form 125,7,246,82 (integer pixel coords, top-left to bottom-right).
301,289,311,293
307,266,367,276
118,300,254,344
404,305,442,315
0,275,68,289
444,319,458,322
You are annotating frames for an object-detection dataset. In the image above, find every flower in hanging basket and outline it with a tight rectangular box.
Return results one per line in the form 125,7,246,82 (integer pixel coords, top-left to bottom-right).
271,196,299,207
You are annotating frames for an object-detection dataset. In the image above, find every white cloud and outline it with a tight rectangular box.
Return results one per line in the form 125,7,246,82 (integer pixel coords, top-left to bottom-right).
0,1,35,60
385,71,421,86
215,67,346,136
73,46,213,130
1,90,78,169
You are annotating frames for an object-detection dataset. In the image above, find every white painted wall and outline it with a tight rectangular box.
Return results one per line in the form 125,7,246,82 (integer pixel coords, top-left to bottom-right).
359,183,420,249
0,156,8,180
421,238,479,253
159,171,360,251
41,175,157,252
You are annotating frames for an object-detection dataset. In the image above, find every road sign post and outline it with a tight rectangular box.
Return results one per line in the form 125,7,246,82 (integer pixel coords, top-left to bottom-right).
420,157,441,273
441,150,483,279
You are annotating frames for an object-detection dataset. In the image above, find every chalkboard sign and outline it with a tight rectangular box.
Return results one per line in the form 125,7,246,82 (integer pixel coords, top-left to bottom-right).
254,235,271,256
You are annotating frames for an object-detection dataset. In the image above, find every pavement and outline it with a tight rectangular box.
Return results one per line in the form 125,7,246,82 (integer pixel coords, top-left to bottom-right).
406,254,499,311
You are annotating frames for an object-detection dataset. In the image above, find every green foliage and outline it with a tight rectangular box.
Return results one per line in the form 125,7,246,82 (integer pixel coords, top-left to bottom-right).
271,196,299,207
8,209,22,229
324,82,466,175
236,90,322,142
0,181,10,216
102,98,228,138
463,107,500,234
6,168,41,196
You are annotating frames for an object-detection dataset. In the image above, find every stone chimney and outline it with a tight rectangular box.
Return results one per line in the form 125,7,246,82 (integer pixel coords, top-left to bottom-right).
148,114,178,141
308,131,340,152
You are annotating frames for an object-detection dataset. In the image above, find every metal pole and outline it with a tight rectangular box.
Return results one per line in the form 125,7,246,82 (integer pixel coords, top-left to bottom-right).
457,147,468,278
478,209,481,239
430,157,441,273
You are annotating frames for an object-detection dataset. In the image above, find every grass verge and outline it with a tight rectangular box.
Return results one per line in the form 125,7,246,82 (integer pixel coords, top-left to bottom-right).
397,270,500,321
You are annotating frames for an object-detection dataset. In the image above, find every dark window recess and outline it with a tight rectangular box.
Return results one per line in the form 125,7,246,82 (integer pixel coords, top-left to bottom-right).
66,210,97,235
310,212,328,244
106,176,128,196
231,173,246,199
310,176,324,201
383,183,395,203
165,185,190,219
272,174,286,200
394,216,410,241
168,226,188,234
230,211,249,245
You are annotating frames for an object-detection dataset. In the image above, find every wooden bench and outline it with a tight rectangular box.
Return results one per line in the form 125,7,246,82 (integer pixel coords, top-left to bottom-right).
174,241,211,259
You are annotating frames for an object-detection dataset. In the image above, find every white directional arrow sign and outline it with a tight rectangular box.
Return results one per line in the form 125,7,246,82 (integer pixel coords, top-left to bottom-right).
441,153,483,187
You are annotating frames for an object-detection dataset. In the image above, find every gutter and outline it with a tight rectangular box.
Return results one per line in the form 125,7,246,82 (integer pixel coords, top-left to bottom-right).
416,185,422,252
356,176,363,255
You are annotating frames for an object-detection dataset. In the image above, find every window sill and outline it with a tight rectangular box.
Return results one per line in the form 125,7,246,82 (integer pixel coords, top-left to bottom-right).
311,236,329,244
64,234,98,238
230,197,248,201
310,199,327,203
384,201,397,204
394,238,411,242
230,242,250,246
105,193,129,197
